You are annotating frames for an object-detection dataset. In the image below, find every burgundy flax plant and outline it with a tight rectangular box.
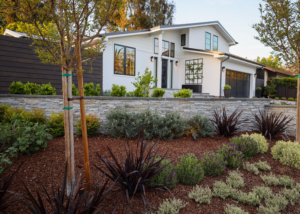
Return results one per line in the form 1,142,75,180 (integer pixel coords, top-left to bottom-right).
94,132,170,210
21,164,117,214
211,107,244,137
253,110,293,139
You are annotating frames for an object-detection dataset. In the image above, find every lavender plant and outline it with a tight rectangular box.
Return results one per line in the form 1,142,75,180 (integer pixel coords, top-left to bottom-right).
230,136,259,159
216,143,245,168
175,153,204,185
201,151,227,176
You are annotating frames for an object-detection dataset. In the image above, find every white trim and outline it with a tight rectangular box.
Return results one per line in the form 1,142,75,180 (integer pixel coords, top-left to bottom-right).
3,29,25,38
228,57,262,68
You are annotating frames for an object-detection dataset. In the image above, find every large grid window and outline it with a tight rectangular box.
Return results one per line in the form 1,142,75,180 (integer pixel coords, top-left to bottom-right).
154,38,158,54
170,43,175,58
162,41,169,56
114,44,135,76
205,32,211,50
213,35,218,51
185,59,203,84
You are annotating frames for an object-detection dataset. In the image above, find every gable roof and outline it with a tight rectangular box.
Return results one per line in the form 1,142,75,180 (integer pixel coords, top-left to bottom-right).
100,21,237,45
263,66,295,76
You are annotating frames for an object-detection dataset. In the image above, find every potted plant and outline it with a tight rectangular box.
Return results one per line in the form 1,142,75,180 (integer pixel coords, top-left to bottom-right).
255,87,262,98
224,85,231,98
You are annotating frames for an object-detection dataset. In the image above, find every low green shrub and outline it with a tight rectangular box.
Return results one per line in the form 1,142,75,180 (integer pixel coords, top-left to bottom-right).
254,161,271,171
226,170,245,189
278,175,294,187
224,85,231,90
213,181,233,200
22,108,47,124
2,107,26,124
274,97,279,100
237,191,260,206
265,193,288,211
151,88,166,97
261,173,280,186
159,112,187,140
133,85,145,97
295,183,300,192
0,104,10,123
47,111,64,137
281,97,286,100
103,89,111,96
241,133,268,154
24,82,41,95
271,140,300,169
243,162,259,175
75,114,101,137
252,186,273,199
126,91,135,97
9,81,24,94
40,83,56,95
110,84,126,97
173,89,192,98
225,204,248,214
257,205,280,214
280,188,300,205
288,97,295,101
84,82,100,96
201,151,227,176
230,136,259,159
188,185,212,204
148,157,177,189
72,84,79,96
175,153,204,185
256,87,262,91
187,114,214,138
216,143,244,168
156,198,188,214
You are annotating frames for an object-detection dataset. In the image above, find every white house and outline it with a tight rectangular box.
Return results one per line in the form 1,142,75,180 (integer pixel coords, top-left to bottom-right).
100,21,265,98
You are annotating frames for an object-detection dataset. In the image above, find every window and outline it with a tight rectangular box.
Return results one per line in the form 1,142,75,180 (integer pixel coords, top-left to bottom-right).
154,57,158,87
154,38,158,54
181,34,186,46
170,43,175,58
169,60,173,89
213,35,218,51
162,41,169,56
114,44,135,75
205,32,211,50
185,58,203,84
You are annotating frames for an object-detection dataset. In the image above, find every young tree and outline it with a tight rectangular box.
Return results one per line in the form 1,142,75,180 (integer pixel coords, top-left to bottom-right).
0,0,121,193
255,55,285,70
253,0,300,141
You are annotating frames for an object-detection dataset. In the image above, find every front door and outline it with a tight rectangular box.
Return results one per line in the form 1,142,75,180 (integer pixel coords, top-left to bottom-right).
162,59,168,88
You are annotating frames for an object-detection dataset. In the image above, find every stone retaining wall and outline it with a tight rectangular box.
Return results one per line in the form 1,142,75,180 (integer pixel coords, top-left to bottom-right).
0,95,272,134
265,105,297,137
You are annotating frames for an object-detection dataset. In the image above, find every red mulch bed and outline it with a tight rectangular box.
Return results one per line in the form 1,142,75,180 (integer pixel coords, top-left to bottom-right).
2,132,300,214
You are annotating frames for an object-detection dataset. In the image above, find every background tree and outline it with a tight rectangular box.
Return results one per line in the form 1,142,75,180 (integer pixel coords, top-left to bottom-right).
107,0,175,32
255,55,285,70
253,0,300,141
0,0,121,193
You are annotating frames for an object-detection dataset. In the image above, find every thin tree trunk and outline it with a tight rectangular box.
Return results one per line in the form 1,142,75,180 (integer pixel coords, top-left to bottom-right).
76,40,91,190
68,70,75,187
297,76,300,142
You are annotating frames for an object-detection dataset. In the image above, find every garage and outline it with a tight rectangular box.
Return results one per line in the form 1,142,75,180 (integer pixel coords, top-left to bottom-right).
226,70,250,98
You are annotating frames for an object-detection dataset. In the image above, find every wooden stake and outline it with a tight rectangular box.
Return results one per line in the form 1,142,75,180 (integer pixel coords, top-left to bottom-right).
297,77,300,142
68,70,75,187
76,40,91,190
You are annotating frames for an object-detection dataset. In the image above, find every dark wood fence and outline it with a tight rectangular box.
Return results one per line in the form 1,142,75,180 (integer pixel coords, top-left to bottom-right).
0,35,103,95
276,86,297,99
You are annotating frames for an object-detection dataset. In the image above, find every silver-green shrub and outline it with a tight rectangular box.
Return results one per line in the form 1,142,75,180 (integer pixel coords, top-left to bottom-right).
188,185,212,204
241,133,268,154
237,192,260,206
243,162,259,175
224,204,249,214
278,175,294,187
226,171,245,189
295,183,300,192
257,205,280,214
280,188,300,205
260,173,279,186
254,161,271,171
252,186,273,199
156,198,188,214
213,181,234,199
265,193,288,211
187,114,215,138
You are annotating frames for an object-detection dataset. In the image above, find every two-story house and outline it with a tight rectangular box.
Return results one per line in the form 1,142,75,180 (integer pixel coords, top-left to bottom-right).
101,21,265,98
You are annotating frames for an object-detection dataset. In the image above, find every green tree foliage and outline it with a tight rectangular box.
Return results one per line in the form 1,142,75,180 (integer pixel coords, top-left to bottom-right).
107,0,176,32
132,68,157,97
255,55,284,70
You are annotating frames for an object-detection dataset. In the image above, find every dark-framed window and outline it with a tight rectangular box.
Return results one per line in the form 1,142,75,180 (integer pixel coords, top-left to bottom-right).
162,40,169,56
114,44,135,76
213,35,218,51
154,57,158,87
154,38,158,54
205,32,211,50
170,43,175,58
181,34,186,46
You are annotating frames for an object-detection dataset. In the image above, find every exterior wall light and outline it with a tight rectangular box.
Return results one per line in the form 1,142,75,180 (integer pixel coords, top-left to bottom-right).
175,61,178,66
222,66,225,72
254,73,257,78
151,56,154,62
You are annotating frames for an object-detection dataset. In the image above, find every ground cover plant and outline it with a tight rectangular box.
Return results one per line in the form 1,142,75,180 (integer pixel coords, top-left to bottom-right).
216,143,244,168
188,185,212,204
175,153,204,185
280,188,300,205
243,162,259,175
156,198,188,214
213,181,234,200
212,107,243,137
226,170,245,189
252,186,273,199
225,204,248,214
75,114,101,137
240,133,268,154
254,161,271,171
230,136,259,159
201,151,227,176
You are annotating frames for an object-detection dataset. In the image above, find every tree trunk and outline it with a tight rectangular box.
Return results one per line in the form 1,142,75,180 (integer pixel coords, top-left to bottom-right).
297,76,300,142
76,40,91,190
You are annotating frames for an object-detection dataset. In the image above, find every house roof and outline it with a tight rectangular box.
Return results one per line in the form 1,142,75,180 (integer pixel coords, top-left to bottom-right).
263,66,295,76
3,29,28,38
100,21,238,45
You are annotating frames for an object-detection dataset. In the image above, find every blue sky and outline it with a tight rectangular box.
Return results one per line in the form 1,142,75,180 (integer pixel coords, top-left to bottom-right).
174,0,272,60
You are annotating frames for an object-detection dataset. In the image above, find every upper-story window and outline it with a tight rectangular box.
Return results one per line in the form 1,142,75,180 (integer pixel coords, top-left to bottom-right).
114,44,135,76
205,32,211,50
170,43,175,58
213,35,218,51
181,34,186,46
162,41,169,56
154,38,158,54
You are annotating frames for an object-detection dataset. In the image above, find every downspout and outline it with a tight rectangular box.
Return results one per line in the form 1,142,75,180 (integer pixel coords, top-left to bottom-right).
219,55,230,97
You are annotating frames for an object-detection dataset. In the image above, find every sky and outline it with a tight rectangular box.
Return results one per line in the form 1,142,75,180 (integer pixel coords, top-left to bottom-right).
174,0,272,61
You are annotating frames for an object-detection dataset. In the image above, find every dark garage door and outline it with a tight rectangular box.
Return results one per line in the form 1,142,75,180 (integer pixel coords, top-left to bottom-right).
226,70,250,98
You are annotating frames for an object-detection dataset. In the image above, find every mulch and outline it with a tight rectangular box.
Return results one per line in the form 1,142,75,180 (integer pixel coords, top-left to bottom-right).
2,132,300,214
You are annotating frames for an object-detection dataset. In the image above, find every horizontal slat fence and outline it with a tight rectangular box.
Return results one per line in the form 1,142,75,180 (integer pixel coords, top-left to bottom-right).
276,86,297,99
0,35,103,95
